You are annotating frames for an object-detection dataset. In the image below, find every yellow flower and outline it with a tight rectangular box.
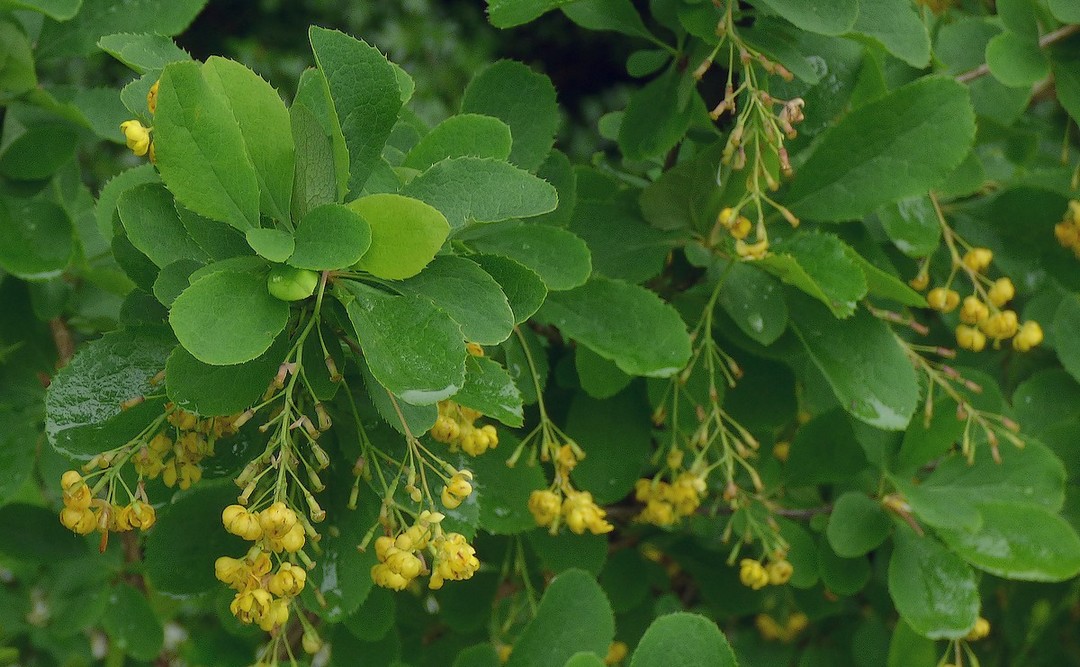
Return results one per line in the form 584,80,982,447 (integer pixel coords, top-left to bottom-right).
259,501,298,540
980,310,1018,340
604,641,628,665
966,616,990,641
1012,321,1043,352
222,504,263,541
927,287,960,313
735,238,769,260
441,470,474,510
962,247,993,273
268,562,307,597
528,489,562,528
987,277,1015,307
429,532,480,589
739,559,769,590
562,490,613,535
767,559,793,585
959,296,989,325
120,120,151,157
955,325,986,353
147,80,159,114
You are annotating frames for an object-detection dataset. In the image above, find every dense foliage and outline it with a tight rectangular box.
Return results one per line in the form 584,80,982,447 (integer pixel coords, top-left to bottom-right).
2,0,1080,665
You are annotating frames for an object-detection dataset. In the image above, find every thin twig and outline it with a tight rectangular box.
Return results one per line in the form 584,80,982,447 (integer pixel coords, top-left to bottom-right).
956,23,1080,84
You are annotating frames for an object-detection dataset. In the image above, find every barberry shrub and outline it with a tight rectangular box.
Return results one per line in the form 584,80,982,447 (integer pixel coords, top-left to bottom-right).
2,0,1080,665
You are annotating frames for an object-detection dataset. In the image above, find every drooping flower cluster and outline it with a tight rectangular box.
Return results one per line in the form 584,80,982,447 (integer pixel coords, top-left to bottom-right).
528,444,613,536
58,470,156,537
1055,200,1080,258
634,449,709,527
370,510,480,591
217,502,310,631
738,556,793,590
430,401,499,456
132,406,239,490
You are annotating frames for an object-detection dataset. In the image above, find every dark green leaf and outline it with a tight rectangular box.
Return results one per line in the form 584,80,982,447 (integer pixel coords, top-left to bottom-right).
467,223,591,292
888,525,979,639
455,356,524,427
826,492,891,557
396,256,515,346
630,613,737,667
117,183,209,268
0,199,72,280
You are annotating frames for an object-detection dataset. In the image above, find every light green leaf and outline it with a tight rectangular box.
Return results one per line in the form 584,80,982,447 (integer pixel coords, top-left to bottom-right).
403,114,513,171
753,0,858,36
876,195,941,258
936,501,1080,582
36,0,207,57
470,254,548,324
395,256,515,345
718,261,788,345
347,193,449,280
986,32,1049,88
97,33,190,74
783,77,976,221
309,27,401,195
561,0,654,40
486,0,577,27
467,223,591,291
245,228,295,263
288,203,371,270
847,252,927,307
758,232,868,318
339,280,465,405
455,356,524,427
154,60,261,230
888,526,979,640
462,60,559,172
537,277,691,377
0,21,37,101
1053,294,1080,385
117,183,209,268
101,584,164,661
505,569,614,667
850,0,931,68
45,326,174,459
94,164,160,239
165,340,283,416
630,613,737,667
826,492,891,557
203,57,295,222
402,157,558,231
533,150,577,226
0,199,72,281
169,269,289,365
789,297,919,431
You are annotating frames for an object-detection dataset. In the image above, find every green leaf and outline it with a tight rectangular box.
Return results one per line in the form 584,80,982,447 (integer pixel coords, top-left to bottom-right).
894,397,965,472
789,298,919,431
470,254,548,324
360,358,437,436
718,261,788,345
153,259,202,307
36,0,206,57
564,653,605,667
176,204,250,261
165,341,282,416
561,0,654,40
290,68,349,218
618,68,699,162
396,256,515,346
936,501,1080,582
144,480,248,596
537,277,691,377
343,587,396,642
286,203,371,270
467,223,591,291
471,433,546,534
783,77,976,221
454,644,501,667
1013,369,1080,437
850,0,931,68
0,21,37,101
403,114,513,171
154,60,261,230
784,409,868,485
97,33,189,74
462,60,559,172
758,232,868,318
826,492,891,557
566,389,650,504
402,157,558,231
101,584,164,661
0,199,72,280
847,252,927,308
0,124,79,181
485,0,578,27
308,27,402,195
117,183,209,268
575,345,631,399
887,621,939,667
169,269,289,366
244,228,294,263
347,193,449,280
94,163,160,239
875,196,941,258
203,57,295,222
45,326,174,458
1049,0,1080,22
888,526,979,640
630,613,737,667
301,489,380,622
986,32,1049,88
455,356,524,427
1053,294,1080,385
505,569,615,667
1,0,81,20
752,0,858,36
0,408,36,505
340,280,465,405
0,504,86,561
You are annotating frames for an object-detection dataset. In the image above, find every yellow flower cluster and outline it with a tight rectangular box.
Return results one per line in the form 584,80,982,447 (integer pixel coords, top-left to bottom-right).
1055,201,1080,258
430,401,499,456
755,612,809,642
633,471,707,527
215,550,305,632
370,510,479,591
717,207,752,241
739,557,793,590
528,444,613,535
441,469,473,510
923,249,1042,353
119,81,160,162
58,470,156,536
218,501,310,631
132,407,238,490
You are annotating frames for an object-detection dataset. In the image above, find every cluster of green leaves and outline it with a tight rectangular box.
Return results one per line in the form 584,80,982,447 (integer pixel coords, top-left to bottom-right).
3,0,1080,665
